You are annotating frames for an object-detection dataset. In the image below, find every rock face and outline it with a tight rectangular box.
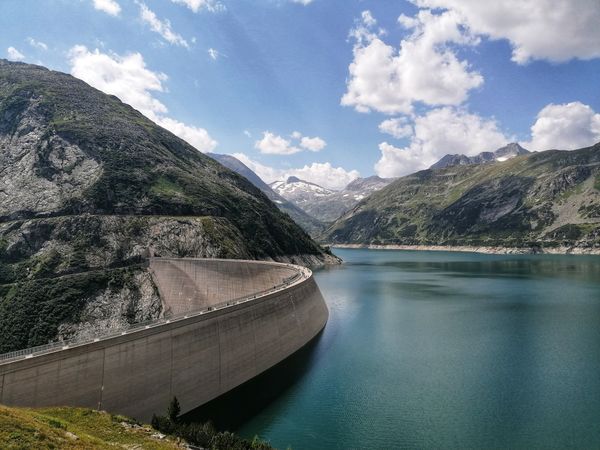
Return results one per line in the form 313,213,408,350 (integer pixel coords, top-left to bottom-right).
207,153,324,235
430,143,530,169
270,175,394,223
323,143,600,252
0,60,334,353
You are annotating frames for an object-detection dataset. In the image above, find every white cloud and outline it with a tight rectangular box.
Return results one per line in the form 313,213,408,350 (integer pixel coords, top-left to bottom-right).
26,37,47,51
524,102,600,151
243,130,252,138
153,116,216,152
413,0,600,64
68,45,216,152
170,0,225,13
300,136,326,152
361,10,377,28
138,2,189,47
379,117,413,139
208,48,220,60
232,153,360,191
93,0,121,16
374,107,511,177
292,0,314,5
255,132,301,155
288,162,359,190
341,9,482,114
254,131,326,155
7,47,25,61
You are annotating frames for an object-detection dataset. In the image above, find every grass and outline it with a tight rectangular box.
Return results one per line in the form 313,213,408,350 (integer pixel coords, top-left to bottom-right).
0,405,182,449
150,176,187,199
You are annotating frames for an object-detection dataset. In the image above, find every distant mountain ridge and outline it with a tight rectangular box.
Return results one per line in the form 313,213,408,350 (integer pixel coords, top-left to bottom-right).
207,153,325,235
430,143,530,169
323,142,600,253
270,175,394,223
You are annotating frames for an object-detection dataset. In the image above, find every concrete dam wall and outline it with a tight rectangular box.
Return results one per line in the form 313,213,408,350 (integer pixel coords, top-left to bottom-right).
0,258,328,422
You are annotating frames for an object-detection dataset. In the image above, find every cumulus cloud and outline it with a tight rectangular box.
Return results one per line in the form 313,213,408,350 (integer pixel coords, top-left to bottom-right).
207,48,220,60
68,45,216,152
170,0,225,13
232,153,360,191
341,9,482,114
524,102,600,151
374,107,511,177
254,131,326,155
413,0,600,64
255,132,301,155
26,37,47,51
300,136,326,152
6,47,25,61
289,162,359,190
138,2,189,47
379,117,413,139
92,0,121,16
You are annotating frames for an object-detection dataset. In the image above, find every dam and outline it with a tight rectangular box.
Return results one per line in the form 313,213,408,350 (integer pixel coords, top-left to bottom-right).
0,258,328,422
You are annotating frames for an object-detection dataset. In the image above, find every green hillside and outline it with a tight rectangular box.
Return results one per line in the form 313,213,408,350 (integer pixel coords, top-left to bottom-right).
323,143,600,251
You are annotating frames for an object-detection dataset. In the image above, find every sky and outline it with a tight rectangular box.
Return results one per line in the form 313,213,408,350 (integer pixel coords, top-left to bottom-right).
1,0,600,190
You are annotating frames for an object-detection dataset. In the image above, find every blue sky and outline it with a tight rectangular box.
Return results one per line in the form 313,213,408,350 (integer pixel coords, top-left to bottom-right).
1,0,600,189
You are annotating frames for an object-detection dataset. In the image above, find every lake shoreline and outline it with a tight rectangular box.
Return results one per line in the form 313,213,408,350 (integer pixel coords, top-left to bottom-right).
331,243,600,255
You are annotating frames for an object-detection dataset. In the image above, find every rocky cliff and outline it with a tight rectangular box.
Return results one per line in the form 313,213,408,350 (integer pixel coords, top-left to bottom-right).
0,60,334,353
323,143,600,252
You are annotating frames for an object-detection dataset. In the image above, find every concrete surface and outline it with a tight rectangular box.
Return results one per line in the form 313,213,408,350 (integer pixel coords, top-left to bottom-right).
0,258,328,422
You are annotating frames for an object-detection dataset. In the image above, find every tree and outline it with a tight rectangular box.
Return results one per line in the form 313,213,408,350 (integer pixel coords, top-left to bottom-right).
167,396,181,423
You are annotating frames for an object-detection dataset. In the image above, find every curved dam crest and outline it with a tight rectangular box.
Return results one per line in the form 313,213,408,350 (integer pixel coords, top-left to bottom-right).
0,258,328,422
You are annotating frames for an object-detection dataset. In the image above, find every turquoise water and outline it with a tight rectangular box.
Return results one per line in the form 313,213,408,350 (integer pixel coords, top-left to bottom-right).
191,249,600,449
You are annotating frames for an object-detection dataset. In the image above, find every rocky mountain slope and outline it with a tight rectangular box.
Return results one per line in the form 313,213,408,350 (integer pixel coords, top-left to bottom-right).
430,143,530,169
323,143,600,252
0,60,334,353
271,175,393,222
208,153,324,235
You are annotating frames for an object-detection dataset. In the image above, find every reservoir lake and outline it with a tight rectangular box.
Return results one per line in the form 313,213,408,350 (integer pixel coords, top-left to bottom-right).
187,248,600,449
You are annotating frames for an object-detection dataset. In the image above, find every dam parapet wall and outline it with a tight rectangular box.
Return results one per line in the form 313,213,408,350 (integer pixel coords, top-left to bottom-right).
0,258,328,422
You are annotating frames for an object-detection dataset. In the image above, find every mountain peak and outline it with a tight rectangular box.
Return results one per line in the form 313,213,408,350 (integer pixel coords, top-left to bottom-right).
430,142,530,169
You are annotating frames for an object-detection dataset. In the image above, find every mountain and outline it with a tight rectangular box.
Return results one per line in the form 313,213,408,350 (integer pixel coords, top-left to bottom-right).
344,175,394,199
208,153,324,235
207,153,273,193
430,143,530,169
270,176,336,206
323,143,600,252
0,60,334,353
271,175,394,222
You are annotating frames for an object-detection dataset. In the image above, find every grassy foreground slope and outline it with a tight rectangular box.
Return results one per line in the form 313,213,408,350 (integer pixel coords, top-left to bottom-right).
0,406,182,449
0,405,273,450
0,60,333,353
324,143,600,251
